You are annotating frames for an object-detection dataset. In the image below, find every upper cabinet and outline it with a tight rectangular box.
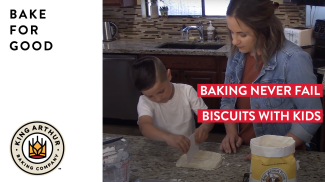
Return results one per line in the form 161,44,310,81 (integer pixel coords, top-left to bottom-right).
103,0,136,7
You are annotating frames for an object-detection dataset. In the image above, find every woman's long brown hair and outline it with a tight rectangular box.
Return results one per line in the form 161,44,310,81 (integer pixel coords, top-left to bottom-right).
226,0,285,69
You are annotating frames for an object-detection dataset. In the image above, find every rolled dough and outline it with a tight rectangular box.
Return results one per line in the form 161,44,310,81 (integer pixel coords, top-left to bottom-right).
176,150,222,170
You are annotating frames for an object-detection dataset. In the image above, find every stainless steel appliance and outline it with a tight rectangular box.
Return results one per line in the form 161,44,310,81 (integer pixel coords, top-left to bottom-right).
311,19,325,83
103,21,118,42
103,54,141,120
305,19,325,152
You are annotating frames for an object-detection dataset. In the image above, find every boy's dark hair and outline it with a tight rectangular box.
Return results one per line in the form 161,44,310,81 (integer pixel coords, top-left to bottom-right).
131,56,167,91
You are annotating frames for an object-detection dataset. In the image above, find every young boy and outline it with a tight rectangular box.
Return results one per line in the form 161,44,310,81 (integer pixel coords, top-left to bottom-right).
131,56,215,153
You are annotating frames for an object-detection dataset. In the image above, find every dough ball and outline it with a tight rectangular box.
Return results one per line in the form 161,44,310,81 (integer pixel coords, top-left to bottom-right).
176,150,222,170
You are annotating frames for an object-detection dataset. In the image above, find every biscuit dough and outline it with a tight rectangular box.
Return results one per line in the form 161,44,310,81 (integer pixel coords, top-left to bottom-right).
176,150,222,170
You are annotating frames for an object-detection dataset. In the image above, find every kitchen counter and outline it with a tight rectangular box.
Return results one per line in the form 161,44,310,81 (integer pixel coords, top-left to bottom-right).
104,133,325,182
103,39,229,56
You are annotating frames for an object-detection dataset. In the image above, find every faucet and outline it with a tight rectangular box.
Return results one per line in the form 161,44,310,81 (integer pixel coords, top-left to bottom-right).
181,21,204,42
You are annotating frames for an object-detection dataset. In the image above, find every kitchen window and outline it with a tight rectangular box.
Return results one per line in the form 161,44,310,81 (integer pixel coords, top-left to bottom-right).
147,0,230,16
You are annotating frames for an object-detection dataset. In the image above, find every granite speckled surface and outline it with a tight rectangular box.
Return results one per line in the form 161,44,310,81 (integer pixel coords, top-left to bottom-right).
104,134,325,182
103,39,229,56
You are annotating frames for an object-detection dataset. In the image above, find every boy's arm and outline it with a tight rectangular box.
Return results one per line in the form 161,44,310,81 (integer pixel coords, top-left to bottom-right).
194,122,214,144
198,123,214,133
138,115,170,142
137,97,170,142
139,115,190,153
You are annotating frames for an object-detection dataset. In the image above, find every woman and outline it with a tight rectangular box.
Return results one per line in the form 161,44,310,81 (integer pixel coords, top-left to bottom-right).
220,0,322,160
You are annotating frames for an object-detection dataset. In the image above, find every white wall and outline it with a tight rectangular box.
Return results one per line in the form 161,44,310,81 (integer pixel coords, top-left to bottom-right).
306,6,325,28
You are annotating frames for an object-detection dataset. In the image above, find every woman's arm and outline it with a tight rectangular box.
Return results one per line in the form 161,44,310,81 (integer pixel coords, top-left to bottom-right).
220,56,243,153
285,50,322,143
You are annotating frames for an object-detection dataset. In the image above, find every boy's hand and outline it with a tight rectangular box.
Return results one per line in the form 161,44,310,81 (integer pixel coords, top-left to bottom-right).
194,127,209,145
165,134,190,153
220,133,243,154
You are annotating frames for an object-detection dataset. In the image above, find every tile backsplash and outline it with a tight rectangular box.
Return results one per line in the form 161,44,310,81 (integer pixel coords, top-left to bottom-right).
103,4,306,42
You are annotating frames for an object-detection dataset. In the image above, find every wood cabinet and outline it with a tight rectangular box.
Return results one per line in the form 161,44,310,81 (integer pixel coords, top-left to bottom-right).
103,0,136,7
183,71,218,109
138,54,228,133
170,70,181,83
139,54,227,109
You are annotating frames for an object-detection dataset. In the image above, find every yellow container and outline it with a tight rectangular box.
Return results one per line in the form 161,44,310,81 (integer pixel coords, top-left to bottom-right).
250,135,297,182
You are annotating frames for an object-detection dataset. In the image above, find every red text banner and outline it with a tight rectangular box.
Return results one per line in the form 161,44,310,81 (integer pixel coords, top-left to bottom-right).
197,109,323,123
197,84,323,97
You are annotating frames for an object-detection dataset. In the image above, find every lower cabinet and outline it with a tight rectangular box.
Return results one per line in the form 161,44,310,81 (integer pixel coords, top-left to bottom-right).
170,70,181,83
183,71,218,109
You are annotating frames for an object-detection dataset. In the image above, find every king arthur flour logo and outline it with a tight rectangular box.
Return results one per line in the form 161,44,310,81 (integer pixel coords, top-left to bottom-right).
261,167,287,182
10,121,64,175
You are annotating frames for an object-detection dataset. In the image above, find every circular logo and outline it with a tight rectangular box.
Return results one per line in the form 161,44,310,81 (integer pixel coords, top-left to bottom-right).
261,167,287,182
10,121,64,175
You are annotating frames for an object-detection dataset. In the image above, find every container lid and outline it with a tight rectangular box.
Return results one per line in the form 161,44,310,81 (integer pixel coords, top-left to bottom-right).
103,138,129,165
250,135,295,157
103,137,128,155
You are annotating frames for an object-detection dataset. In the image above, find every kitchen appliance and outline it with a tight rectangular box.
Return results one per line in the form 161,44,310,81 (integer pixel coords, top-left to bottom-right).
314,19,325,40
103,21,118,42
284,27,314,47
306,19,325,152
312,19,325,83
103,54,141,120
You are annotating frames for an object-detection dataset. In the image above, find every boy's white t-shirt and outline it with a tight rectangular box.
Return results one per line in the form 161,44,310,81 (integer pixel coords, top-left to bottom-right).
137,83,208,138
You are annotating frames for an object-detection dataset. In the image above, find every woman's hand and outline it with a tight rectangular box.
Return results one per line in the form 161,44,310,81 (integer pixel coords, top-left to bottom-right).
220,133,243,154
165,134,190,153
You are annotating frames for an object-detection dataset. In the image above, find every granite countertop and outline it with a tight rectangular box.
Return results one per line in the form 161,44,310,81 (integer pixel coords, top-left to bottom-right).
104,133,325,182
103,39,229,56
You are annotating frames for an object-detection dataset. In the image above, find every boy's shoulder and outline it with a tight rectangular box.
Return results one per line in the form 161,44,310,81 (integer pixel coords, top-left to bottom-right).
173,82,192,88
172,83,197,99
173,83,194,93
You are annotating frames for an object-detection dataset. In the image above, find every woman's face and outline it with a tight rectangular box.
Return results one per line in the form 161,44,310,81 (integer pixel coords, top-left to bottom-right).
227,16,257,55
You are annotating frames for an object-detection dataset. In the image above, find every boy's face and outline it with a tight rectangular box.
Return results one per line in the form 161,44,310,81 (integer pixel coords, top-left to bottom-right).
141,69,173,103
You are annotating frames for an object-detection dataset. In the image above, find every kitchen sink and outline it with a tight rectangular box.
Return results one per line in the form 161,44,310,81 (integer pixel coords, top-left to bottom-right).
195,44,225,49
156,43,225,50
